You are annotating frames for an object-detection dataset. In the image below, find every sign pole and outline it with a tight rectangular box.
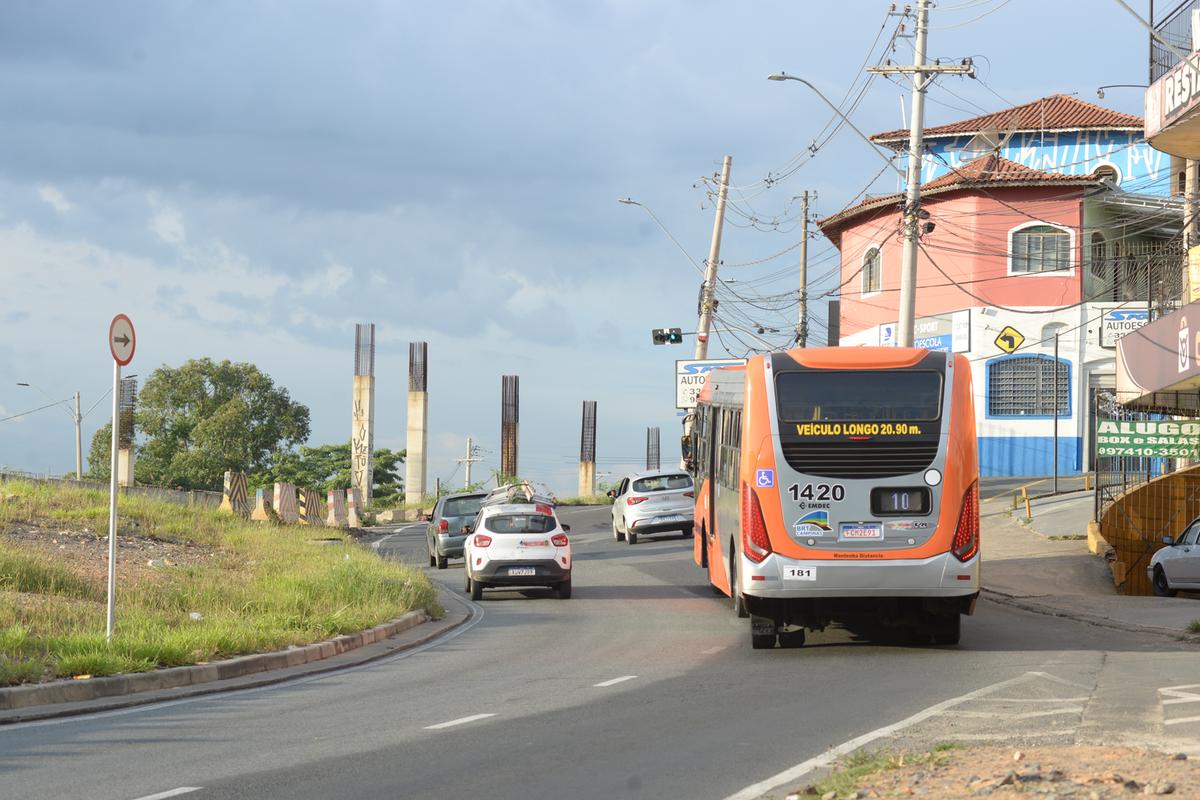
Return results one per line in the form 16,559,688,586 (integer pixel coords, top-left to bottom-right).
107,359,120,641
105,313,136,643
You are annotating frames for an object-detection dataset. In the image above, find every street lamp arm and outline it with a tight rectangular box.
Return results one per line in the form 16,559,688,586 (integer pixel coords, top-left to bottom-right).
767,73,905,178
617,198,705,276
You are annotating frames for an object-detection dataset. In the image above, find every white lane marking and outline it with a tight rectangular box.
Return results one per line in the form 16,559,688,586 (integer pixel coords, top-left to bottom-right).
701,646,727,655
1164,715,1200,726
1160,684,1200,705
974,696,1089,703
424,713,496,730
130,789,202,800
721,671,1051,800
593,675,638,688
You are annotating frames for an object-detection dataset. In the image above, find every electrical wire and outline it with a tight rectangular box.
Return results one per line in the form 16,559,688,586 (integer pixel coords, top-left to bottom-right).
0,399,75,424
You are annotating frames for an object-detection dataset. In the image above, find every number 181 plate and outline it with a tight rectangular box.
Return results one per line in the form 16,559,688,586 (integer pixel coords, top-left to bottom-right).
783,566,816,581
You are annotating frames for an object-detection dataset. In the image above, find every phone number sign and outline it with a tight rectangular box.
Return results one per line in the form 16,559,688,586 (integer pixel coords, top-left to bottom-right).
675,359,745,409
1096,418,1200,458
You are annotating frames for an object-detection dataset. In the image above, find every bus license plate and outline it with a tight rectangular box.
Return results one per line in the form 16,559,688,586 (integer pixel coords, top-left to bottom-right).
840,522,883,540
783,566,816,581
508,567,536,576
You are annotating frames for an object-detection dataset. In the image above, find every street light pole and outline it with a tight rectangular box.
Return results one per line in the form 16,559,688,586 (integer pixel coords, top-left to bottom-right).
16,381,81,480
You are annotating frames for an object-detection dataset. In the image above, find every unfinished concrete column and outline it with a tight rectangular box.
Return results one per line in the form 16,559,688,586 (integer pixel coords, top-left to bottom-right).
405,342,429,505
646,427,661,471
578,400,596,497
352,323,376,504
501,375,519,481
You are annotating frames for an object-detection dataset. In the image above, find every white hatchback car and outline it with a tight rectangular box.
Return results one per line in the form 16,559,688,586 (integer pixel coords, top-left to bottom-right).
609,470,695,545
1149,517,1200,597
463,502,572,600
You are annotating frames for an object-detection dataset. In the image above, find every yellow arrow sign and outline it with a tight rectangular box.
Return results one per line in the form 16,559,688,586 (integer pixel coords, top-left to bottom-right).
994,325,1025,354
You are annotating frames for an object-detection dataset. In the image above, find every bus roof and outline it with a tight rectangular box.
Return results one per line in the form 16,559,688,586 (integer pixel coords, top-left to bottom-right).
779,346,931,370
697,364,745,403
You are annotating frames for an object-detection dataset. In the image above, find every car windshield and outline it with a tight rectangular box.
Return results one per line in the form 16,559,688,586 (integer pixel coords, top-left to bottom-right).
442,496,484,518
484,514,555,534
632,474,692,492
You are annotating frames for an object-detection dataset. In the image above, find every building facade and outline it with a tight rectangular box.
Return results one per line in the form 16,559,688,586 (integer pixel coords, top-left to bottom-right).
819,96,1183,476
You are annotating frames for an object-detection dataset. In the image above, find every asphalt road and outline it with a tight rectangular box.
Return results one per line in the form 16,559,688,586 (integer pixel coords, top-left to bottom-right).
1,506,1195,800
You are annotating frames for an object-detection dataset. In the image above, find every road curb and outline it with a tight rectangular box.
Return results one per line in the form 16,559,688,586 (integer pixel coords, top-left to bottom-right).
0,609,434,717
981,587,1200,642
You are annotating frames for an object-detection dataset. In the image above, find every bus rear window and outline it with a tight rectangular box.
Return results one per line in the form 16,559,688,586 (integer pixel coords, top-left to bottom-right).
776,371,942,422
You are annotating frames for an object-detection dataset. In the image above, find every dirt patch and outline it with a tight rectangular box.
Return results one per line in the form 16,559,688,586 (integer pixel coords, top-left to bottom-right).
3,521,220,583
792,745,1194,799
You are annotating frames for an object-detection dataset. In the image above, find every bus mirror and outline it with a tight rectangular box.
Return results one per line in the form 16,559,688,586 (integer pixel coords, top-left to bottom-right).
680,434,693,461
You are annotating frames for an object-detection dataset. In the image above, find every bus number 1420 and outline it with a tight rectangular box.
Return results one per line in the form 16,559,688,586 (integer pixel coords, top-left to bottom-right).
788,483,845,502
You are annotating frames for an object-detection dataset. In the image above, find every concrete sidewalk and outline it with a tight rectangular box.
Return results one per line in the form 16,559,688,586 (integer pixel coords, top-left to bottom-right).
981,493,1200,640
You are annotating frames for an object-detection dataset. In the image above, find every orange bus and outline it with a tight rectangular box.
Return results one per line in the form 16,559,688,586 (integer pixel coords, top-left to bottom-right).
686,347,979,649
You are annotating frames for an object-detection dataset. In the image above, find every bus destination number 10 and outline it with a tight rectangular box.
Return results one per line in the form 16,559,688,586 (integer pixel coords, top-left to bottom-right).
787,483,845,503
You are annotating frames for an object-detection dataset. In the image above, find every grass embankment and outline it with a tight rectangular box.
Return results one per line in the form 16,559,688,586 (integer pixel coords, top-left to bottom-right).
554,495,613,506
0,480,438,686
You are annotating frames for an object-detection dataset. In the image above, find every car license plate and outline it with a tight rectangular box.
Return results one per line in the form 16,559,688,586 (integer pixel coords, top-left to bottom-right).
519,539,548,547
654,514,685,524
508,567,536,577
783,566,816,581
840,522,883,540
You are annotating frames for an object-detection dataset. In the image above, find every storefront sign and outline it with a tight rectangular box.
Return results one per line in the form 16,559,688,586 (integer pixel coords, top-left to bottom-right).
880,310,969,352
1095,417,1200,458
1146,49,1200,139
1099,308,1150,348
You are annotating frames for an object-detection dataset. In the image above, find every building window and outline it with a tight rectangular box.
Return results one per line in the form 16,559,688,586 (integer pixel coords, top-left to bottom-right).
987,355,1070,417
862,247,881,294
1010,224,1072,274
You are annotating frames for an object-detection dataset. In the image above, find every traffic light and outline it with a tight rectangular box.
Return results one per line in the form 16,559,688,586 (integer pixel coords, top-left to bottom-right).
652,327,684,345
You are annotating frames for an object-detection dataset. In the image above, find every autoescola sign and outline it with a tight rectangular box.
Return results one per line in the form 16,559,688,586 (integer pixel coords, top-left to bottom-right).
675,359,745,409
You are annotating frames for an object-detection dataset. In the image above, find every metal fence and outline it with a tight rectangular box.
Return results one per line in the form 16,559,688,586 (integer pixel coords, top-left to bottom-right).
1151,0,1199,83
1093,388,1200,595
0,470,222,509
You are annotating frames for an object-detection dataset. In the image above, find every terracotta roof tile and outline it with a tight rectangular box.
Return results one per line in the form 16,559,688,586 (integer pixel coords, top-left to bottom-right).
815,155,1102,243
870,94,1143,145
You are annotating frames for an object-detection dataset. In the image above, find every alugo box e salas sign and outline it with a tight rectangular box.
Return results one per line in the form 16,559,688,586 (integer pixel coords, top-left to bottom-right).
1095,418,1200,458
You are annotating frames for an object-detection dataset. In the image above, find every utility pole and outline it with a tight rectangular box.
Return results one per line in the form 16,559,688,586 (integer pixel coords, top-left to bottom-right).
867,0,973,346
797,190,810,347
696,155,732,359
73,392,82,481
457,437,482,488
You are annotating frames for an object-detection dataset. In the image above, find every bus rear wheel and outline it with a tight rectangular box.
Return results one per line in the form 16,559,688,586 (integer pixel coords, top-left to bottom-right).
730,544,748,618
778,629,805,648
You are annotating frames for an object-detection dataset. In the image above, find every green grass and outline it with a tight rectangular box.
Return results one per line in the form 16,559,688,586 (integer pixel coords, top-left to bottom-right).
806,744,961,798
554,495,613,506
1188,619,1200,634
0,480,439,685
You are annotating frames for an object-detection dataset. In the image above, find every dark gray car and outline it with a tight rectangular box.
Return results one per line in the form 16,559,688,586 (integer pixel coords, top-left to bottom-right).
427,492,487,569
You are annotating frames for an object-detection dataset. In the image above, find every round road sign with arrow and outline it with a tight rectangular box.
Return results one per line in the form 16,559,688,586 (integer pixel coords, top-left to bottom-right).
109,314,136,366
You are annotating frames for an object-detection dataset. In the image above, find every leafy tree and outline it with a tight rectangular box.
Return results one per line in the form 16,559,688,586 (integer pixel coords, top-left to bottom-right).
134,358,310,490
251,441,405,505
86,423,112,482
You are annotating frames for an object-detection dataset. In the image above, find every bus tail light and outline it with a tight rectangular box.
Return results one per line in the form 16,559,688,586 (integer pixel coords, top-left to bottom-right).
550,533,569,547
474,534,493,548
741,482,773,563
627,496,647,506
951,481,979,562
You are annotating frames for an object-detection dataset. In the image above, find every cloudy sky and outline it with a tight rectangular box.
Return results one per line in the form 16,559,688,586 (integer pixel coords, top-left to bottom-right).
0,0,1152,495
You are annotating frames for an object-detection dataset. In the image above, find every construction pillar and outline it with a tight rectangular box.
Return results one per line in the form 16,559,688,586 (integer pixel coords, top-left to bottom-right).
352,323,376,504
578,400,597,497
646,427,661,471
501,376,519,481
405,342,429,505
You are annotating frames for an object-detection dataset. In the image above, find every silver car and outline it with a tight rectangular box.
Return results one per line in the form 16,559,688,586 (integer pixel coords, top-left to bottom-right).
609,470,694,545
1149,517,1200,597
427,491,487,569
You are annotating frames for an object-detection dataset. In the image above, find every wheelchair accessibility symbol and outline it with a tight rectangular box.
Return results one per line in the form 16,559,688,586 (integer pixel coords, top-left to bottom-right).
755,469,775,489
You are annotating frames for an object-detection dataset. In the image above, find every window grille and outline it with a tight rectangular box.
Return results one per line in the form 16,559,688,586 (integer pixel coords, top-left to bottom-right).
987,356,1069,417
862,248,881,293
1012,225,1070,274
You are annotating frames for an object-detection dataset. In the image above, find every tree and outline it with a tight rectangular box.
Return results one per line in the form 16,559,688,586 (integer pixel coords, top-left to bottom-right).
251,441,405,505
86,423,112,482
134,358,310,490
